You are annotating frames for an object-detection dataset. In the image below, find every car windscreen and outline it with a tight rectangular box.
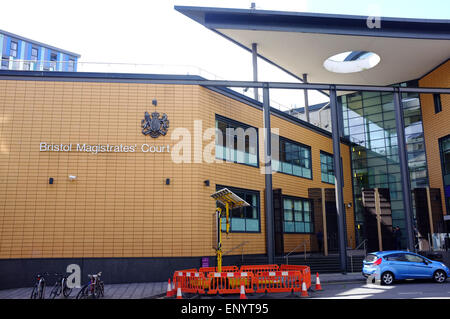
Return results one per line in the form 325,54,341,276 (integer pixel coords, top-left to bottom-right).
364,254,378,263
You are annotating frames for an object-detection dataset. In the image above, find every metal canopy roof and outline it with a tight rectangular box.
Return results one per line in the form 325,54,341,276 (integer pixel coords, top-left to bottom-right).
175,6,450,86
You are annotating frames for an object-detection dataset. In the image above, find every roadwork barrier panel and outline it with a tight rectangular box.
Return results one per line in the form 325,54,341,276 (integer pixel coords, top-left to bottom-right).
254,271,304,293
206,272,255,295
279,265,311,288
171,264,311,297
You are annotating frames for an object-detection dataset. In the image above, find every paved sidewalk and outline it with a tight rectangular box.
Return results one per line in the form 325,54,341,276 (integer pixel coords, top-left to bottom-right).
0,272,365,299
0,281,167,299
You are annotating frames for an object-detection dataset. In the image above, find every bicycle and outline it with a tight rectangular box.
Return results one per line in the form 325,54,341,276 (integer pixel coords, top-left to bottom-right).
30,272,48,299
49,273,73,299
76,272,104,299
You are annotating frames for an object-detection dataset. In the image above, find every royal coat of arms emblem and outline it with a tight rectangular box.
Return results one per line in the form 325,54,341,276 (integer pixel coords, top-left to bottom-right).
141,111,169,138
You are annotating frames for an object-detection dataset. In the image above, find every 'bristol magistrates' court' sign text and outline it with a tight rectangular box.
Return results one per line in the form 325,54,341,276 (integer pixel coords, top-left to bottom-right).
39,142,170,154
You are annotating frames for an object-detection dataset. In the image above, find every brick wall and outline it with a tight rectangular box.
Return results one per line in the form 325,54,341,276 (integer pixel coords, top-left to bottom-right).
0,78,355,260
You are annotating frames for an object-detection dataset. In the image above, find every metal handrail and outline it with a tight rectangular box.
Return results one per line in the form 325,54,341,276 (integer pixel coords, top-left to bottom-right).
223,241,250,255
354,239,367,251
224,241,250,264
284,240,307,265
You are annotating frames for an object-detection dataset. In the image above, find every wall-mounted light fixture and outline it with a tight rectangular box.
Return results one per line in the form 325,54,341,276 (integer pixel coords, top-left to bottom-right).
347,203,352,208
68,175,77,181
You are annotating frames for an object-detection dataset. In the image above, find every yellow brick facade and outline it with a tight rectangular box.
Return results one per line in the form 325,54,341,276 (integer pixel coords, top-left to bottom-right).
419,60,450,215
0,78,355,260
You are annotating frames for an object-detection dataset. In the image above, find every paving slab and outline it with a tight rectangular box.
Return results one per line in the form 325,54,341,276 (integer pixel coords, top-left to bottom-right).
0,273,364,299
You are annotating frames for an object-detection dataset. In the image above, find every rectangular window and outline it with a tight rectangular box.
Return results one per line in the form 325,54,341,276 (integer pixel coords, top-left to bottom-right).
273,136,312,179
320,151,335,184
283,197,313,233
434,94,442,114
216,185,260,233
1,56,8,69
49,52,57,71
31,48,38,60
10,41,18,58
29,47,39,70
215,115,258,167
67,58,75,72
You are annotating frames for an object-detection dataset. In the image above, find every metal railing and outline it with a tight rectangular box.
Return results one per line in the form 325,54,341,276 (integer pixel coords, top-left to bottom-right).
0,58,294,111
419,233,450,252
284,240,308,265
224,241,250,264
354,239,367,252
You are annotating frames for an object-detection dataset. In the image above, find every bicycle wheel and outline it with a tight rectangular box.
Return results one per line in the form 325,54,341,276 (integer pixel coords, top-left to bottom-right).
62,278,73,298
49,282,60,299
37,280,45,299
94,281,104,298
30,284,39,299
76,284,91,299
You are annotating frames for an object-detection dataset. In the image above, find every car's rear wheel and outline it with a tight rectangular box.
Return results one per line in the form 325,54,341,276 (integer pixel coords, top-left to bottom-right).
381,272,394,285
433,270,447,283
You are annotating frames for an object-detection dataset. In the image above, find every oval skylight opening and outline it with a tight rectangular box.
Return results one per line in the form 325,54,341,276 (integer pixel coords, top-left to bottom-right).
323,51,380,74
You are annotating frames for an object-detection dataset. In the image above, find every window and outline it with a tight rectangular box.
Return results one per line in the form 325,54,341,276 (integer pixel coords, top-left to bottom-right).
404,254,424,263
216,185,260,233
27,47,39,71
283,197,313,233
273,136,312,179
10,41,18,58
67,58,75,72
215,115,258,167
385,253,406,261
50,52,57,71
31,48,38,60
320,151,335,184
1,56,8,69
433,94,442,114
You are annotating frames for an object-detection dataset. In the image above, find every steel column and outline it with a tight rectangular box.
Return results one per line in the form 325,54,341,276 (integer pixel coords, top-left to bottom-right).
329,86,348,273
252,43,259,101
263,83,275,264
393,89,416,252
303,73,310,123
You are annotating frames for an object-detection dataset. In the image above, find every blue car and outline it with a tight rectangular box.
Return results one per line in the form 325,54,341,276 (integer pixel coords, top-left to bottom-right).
362,250,450,285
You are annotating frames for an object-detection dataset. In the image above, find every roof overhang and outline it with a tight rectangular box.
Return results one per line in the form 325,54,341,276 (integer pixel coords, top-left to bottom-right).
175,6,450,86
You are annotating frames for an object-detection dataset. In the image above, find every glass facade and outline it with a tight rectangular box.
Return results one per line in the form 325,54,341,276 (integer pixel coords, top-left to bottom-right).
340,82,429,246
439,135,450,214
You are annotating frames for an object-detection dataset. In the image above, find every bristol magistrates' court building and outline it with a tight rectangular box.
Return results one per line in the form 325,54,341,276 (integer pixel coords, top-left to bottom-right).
0,6,449,288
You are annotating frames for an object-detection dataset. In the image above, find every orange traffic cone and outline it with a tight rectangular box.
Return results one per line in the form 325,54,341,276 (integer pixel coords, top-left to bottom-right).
176,284,183,299
315,273,322,291
166,279,173,298
240,283,247,299
301,281,309,297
